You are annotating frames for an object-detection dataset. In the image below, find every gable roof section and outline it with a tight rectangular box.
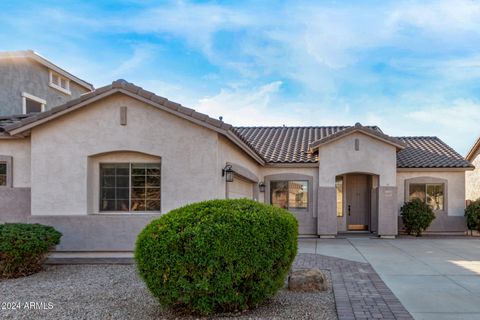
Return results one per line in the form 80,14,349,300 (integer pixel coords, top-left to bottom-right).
234,126,473,169
0,50,94,91
466,136,480,162
233,126,364,163
396,137,474,169
308,122,406,151
1,79,265,164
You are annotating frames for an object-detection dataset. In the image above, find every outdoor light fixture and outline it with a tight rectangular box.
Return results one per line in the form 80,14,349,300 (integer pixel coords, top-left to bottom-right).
259,182,265,192
222,164,234,182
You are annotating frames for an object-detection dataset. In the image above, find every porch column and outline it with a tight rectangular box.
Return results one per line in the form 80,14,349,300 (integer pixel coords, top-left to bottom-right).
377,186,398,237
317,186,337,237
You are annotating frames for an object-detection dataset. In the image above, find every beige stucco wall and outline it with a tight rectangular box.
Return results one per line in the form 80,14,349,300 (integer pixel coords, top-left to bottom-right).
228,177,254,199
317,132,397,187
466,149,480,201
0,138,31,187
29,93,225,215
397,171,466,216
217,134,261,199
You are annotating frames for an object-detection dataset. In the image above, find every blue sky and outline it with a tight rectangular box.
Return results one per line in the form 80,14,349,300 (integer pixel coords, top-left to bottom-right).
1,0,480,154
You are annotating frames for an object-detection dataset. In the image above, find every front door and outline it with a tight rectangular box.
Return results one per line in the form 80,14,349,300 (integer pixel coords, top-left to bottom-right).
346,174,370,231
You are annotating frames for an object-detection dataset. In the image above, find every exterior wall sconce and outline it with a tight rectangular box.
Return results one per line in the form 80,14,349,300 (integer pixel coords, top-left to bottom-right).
222,164,234,182
258,182,265,192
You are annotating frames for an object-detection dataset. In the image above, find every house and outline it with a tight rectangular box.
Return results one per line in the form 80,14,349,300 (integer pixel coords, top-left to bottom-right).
0,50,93,115
0,78,474,252
466,137,480,201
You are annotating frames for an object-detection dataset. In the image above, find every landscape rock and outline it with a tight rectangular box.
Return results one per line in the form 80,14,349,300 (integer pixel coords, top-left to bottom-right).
288,268,328,292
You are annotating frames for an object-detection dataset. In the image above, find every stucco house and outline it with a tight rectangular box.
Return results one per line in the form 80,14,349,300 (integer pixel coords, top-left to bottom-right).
0,50,93,116
466,137,480,201
0,79,474,252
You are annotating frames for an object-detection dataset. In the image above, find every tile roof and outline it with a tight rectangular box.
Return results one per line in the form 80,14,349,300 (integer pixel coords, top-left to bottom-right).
308,122,406,150
232,126,380,163
0,80,265,164
2,79,233,134
396,137,473,168
0,114,31,132
0,79,472,169
233,126,473,168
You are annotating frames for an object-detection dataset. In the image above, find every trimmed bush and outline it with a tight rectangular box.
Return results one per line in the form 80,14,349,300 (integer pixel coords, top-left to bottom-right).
135,199,298,315
401,199,435,236
0,223,62,278
465,200,480,234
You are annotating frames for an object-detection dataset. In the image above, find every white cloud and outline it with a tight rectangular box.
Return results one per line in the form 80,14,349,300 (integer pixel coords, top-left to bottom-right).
195,81,302,126
388,0,480,34
110,46,154,77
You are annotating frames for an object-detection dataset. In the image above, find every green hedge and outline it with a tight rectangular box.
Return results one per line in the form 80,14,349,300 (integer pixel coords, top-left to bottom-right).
135,199,298,315
0,223,62,278
401,199,435,236
465,200,480,233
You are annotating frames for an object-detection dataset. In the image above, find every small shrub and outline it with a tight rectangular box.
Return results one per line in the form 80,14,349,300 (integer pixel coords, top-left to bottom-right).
135,199,298,315
465,200,480,234
0,223,62,278
401,199,435,236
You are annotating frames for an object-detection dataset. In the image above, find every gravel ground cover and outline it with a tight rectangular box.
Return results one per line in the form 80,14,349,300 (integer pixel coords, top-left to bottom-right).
0,264,337,320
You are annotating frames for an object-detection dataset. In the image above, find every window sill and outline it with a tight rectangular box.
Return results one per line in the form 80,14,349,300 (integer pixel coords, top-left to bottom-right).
92,211,161,215
49,82,71,95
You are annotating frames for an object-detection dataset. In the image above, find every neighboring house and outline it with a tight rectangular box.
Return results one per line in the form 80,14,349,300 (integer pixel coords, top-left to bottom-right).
0,79,474,252
0,50,93,115
466,137,480,201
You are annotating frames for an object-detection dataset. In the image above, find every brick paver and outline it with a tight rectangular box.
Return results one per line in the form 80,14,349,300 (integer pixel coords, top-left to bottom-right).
293,253,413,320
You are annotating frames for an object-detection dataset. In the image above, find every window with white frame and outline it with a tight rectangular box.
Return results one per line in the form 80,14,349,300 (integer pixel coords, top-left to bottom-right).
49,70,71,94
22,92,46,114
99,163,161,212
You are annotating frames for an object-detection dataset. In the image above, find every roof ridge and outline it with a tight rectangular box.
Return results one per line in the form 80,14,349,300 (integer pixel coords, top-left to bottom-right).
396,136,439,139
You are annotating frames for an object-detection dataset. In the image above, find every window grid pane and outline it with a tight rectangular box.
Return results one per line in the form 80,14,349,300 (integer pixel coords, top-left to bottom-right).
100,162,161,212
130,163,161,211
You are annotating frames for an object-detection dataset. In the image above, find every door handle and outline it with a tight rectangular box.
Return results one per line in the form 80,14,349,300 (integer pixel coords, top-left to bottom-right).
348,205,351,216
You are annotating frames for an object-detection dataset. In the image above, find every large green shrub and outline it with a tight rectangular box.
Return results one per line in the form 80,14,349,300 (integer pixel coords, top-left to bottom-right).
0,223,62,278
465,200,480,234
401,199,435,236
135,199,298,315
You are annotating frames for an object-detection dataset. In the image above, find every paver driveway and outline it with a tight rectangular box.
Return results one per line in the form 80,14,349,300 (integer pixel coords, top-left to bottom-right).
299,237,480,320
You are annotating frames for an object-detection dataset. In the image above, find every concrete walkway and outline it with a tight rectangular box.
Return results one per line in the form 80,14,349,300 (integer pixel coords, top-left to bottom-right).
299,237,480,320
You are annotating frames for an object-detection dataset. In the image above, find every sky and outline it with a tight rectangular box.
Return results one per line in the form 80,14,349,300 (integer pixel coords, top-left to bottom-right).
1,0,480,154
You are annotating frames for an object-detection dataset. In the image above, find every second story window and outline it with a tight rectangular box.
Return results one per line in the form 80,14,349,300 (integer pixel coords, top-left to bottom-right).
22,92,46,114
49,70,71,95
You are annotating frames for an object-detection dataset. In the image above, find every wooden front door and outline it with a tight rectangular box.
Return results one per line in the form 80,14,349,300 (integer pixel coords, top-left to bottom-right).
346,174,370,231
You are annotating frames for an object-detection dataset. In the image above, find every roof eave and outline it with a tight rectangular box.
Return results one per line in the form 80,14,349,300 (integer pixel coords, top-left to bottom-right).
397,167,474,172
466,137,480,162
309,128,406,152
3,82,266,166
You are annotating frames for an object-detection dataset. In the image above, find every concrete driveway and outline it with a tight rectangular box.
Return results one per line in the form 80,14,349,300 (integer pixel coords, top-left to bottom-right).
299,237,480,320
